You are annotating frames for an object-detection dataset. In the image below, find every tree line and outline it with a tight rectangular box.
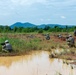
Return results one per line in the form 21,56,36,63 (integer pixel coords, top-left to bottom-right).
0,25,76,33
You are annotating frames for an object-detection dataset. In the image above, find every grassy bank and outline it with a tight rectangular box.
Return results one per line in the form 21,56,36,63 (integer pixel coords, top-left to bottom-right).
0,32,76,58
0,34,43,56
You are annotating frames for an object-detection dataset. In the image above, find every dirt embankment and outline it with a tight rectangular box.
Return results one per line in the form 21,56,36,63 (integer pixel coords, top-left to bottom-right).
48,33,76,65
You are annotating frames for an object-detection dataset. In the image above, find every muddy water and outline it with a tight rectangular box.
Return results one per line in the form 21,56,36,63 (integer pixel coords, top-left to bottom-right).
0,51,76,75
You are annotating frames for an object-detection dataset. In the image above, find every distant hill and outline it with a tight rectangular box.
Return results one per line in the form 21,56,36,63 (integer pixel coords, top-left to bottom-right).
10,22,36,28
37,24,66,28
10,22,73,29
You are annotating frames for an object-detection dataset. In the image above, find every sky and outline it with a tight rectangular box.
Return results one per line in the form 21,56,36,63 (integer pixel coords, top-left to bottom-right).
0,0,76,26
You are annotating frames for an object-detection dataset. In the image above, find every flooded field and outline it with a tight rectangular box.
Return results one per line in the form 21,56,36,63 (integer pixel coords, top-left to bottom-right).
0,51,76,75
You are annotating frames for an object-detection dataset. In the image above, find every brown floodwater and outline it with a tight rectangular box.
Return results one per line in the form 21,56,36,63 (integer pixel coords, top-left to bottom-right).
0,51,76,75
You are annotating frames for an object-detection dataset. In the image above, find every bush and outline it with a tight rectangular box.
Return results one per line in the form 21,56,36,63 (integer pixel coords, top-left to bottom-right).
38,29,43,33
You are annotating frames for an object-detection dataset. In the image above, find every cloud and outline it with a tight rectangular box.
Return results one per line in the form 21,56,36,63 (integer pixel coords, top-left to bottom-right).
0,0,76,25
40,19,44,21
10,0,48,6
0,0,48,10
46,0,76,10
61,16,66,19
0,0,76,11
47,19,51,21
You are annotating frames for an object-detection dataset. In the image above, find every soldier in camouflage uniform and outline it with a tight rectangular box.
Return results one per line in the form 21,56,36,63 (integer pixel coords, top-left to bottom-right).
45,34,50,40
2,40,13,52
66,35,75,47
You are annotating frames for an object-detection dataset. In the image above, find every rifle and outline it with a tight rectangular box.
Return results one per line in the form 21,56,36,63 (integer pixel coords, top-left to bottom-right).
0,42,5,45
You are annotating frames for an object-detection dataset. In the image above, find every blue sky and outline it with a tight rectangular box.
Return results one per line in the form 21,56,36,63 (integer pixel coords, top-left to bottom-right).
0,0,76,25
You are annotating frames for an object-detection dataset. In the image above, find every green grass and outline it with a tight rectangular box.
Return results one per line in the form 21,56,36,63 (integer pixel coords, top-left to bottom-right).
0,32,76,57
0,35,42,55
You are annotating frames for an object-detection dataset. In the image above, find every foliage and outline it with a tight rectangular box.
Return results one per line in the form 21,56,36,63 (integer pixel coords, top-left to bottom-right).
0,25,76,33
0,36,41,53
38,29,43,33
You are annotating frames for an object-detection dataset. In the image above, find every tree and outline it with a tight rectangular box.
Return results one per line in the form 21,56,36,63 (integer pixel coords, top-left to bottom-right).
17,27,23,32
0,26,4,32
44,26,50,31
38,29,43,33
4,26,11,32
13,26,18,32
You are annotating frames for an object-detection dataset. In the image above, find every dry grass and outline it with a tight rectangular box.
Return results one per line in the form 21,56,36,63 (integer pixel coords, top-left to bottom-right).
0,32,76,57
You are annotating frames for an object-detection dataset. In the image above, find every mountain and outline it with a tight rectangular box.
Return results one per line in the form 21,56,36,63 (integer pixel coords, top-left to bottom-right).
37,24,66,28
37,24,46,28
10,22,36,28
10,22,74,29
23,22,36,28
10,22,24,28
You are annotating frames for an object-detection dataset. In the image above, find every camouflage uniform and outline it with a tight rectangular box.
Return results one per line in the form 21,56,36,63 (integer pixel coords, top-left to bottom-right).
45,34,50,40
74,30,76,36
2,40,12,52
66,35,75,47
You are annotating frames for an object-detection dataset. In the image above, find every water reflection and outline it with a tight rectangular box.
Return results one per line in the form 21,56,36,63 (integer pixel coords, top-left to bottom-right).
0,51,76,75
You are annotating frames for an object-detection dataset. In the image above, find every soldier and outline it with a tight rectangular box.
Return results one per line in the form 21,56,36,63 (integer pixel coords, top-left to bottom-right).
58,34,62,38
45,34,50,40
2,40,13,52
74,30,76,36
66,35,75,47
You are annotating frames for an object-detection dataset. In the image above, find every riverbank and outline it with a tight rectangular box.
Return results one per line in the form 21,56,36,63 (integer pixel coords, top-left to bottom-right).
49,47,76,65
0,50,75,75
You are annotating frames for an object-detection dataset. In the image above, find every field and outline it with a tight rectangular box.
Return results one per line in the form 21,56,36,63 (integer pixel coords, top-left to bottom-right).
0,32,76,64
